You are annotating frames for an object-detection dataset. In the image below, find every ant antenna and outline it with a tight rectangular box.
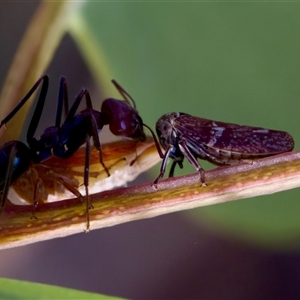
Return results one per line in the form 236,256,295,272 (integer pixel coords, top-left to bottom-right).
142,123,164,158
111,80,137,110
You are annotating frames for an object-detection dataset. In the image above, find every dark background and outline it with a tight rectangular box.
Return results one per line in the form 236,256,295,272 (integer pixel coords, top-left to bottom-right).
1,2,300,299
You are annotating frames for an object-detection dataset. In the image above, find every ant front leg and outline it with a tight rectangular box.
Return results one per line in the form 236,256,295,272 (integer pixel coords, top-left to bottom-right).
63,88,110,177
89,112,110,178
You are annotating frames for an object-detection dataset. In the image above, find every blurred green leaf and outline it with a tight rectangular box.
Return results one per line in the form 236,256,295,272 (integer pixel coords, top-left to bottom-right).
71,3,300,249
0,278,123,299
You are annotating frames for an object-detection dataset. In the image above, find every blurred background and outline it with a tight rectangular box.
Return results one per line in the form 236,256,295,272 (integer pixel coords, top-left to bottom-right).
1,2,300,299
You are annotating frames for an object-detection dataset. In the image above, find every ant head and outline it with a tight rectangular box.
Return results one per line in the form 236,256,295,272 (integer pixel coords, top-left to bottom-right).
101,99,146,142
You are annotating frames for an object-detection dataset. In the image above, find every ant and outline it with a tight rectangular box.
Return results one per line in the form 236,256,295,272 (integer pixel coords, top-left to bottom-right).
0,75,148,230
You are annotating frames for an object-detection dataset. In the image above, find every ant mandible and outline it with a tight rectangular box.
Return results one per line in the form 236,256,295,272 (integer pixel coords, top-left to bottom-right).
0,75,147,230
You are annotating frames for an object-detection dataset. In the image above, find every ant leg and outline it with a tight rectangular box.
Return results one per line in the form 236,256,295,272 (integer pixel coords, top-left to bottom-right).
142,123,165,159
111,80,137,109
31,177,42,219
129,141,139,166
80,89,110,176
62,80,69,119
64,88,93,124
63,88,109,176
43,169,84,203
56,177,84,202
0,144,17,215
0,75,49,129
26,76,50,148
89,113,110,177
84,134,91,232
55,77,69,128
30,170,85,220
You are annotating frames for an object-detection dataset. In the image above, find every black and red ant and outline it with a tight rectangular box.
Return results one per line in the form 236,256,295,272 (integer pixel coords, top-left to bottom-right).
0,75,149,230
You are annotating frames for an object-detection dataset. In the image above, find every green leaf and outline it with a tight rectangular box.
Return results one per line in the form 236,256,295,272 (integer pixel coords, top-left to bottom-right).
0,278,124,300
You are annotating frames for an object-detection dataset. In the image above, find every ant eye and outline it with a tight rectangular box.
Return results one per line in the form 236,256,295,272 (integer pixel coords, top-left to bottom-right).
131,118,137,128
